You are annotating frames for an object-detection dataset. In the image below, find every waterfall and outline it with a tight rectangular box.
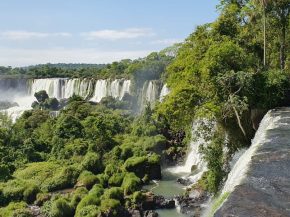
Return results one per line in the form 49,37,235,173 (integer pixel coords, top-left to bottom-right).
160,84,170,101
167,120,214,185
30,78,64,99
0,78,169,121
90,79,131,102
221,111,280,194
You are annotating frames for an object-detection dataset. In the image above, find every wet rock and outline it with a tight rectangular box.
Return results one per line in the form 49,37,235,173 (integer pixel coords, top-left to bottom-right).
99,206,130,217
128,209,142,217
143,210,159,217
154,195,175,209
142,193,175,210
191,165,198,172
176,189,209,217
215,109,290,216
148,164,162,180
128,209,159,217
177,177,191,186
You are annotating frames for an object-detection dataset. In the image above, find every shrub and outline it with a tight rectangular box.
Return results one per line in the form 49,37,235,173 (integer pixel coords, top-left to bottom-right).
89,184,104,197
121,173,141,195
75,195,100,215
0,202,33,217
75,205,99,217
70,187,88,209
102,187,123,201
100,199,121,216
51,198,74,217
108,173,125,187
132,191,145,204
77,171,98,189
81,152,103,174
96,174,109,188
2,179,39,204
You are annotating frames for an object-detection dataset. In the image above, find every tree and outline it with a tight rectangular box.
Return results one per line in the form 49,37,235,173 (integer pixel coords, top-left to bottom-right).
34,90,49,103
268,0,289,69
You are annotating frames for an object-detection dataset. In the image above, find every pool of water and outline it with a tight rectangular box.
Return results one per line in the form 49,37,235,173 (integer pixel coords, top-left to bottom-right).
144,170,190,217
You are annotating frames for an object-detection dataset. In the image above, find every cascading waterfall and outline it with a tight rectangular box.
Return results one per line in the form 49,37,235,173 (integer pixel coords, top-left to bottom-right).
89,79,131,102
160,84,170,101
167,120,214,185
0,78,165,121
221,111,279,195
139,81,160,111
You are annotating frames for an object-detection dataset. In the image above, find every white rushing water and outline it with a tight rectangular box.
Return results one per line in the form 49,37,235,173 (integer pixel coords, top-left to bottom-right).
221,111,280,194
90,79,131,102
1,78,166,121
167,120,214,186
159,84,170,101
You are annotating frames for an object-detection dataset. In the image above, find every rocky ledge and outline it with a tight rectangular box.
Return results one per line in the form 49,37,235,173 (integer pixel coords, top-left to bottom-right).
215,108,290,217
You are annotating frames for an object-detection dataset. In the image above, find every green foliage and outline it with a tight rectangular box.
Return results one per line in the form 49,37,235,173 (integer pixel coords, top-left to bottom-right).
77,171,99,189
102,187,124,201
34,90,49,103
55,115,84,139
200,131,226,194
121,173,141,195
75,205,99,217
100,199,121,216
50,198,74,217
132,191,145,204
80,152,103,174
0,202,33,217
0,179,39,204
108,173,125,187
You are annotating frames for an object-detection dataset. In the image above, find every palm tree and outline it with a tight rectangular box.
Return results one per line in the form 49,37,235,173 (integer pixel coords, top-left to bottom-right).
260,0,269,67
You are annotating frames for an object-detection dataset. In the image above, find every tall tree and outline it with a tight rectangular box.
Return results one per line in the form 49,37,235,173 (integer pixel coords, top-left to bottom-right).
269,0,289,69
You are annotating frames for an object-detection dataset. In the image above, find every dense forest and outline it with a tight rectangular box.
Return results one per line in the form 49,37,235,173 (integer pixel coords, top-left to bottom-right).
0,49,175,81
0,0,289,216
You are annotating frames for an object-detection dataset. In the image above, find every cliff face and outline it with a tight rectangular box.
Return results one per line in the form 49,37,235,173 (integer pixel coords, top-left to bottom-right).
215,108,290,217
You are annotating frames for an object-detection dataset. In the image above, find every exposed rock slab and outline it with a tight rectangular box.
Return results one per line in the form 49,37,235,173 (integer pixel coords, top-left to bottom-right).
215,108,290,217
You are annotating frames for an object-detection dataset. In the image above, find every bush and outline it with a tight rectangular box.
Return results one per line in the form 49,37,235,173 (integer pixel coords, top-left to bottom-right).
96,174,109,188
108,173,125,187
51,198,74,217
70,187,88,209
75,195,100,215
77,171,98,189
102,187,124,201
89,184,104,197
0,164,11,181
81,152,103,174
100,199,121,216
0,202,33,217
45,166,80,192
75,205,99,217
132,191,145,204
121,173,141,195
1,179,39,204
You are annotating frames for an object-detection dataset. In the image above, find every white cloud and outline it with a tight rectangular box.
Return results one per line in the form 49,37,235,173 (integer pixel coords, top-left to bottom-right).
81,28,155,40
151,38,183,45
0,48,152,67
0,31,71,40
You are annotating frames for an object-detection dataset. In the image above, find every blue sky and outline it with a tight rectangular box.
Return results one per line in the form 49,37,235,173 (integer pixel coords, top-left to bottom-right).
0,0,220,67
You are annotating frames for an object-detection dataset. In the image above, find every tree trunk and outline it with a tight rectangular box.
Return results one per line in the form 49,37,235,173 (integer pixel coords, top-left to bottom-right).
263,7,267,67
280,19,286,70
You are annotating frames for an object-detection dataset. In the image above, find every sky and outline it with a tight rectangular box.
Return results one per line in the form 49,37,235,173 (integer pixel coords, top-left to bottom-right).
0,0,220,67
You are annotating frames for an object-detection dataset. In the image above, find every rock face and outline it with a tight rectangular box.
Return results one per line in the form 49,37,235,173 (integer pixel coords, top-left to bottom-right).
176,188,209,217
142,192,175,210
215,108,290,217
